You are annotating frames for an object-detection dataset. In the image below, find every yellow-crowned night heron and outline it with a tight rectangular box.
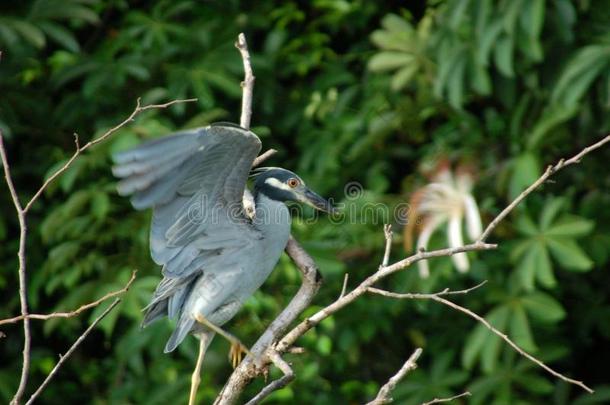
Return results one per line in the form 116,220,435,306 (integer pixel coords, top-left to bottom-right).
112,123,333,366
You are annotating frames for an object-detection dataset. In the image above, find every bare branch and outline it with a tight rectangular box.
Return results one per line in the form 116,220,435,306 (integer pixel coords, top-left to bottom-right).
276,242,496,355
368,288,593,393
381,224,393,267
0,134,23,212
25,299,122,405
0,271,136,326
245,350,294,405
367,281,487,299
1,134,31,405
339,273,349,299
236,33,255,130
421,391,471,405
366,348,423,405
252,148,277,167
479,133,610,241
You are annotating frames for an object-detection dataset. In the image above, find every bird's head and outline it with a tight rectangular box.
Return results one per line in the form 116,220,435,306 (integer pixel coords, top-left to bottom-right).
253,167,335,213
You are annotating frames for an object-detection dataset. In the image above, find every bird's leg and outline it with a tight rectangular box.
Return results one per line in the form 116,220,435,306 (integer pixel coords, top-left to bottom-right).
189,337,207,405
194,314,252,368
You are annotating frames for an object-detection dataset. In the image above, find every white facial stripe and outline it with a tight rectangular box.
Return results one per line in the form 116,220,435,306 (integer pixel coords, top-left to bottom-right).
265,177,294,192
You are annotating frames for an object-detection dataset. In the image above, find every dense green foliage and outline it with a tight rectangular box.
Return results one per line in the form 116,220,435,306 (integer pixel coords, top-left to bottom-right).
2,0,610,403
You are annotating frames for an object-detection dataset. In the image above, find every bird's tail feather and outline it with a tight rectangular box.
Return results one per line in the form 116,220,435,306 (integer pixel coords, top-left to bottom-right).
164,314,196,353
141,299,168,328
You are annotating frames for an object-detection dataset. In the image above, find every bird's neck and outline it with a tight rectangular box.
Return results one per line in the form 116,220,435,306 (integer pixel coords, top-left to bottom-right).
253,192,291,231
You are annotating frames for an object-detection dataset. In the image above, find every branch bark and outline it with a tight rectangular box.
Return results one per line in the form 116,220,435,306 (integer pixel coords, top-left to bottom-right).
366,348,423,405
0,271,136,326
421,391,471,405
236,33,255,130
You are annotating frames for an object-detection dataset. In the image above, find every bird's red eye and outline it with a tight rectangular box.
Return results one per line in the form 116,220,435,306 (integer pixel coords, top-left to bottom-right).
287,178,299,188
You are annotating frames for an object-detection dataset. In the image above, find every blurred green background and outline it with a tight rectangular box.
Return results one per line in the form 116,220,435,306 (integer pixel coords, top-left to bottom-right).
2,0,610,404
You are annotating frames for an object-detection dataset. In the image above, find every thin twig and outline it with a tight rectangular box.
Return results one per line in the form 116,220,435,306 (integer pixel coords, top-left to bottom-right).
381,224,393,267
1,134,31,405
368,288,593,393
275,242,496,355
421,391,471,405
366,281,487,299
25,299,122,405
235,33,255,130
479,133,610,241
0,271,137,326
366,348,423,405
339,273,349,299
252,148,277,167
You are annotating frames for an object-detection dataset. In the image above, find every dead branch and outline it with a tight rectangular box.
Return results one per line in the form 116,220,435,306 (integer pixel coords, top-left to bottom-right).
0,271,136,326
368,286,593,393
421,391,471,405
236,33,255,130
366,348,423,405
24,299,122,405
478,134,610,241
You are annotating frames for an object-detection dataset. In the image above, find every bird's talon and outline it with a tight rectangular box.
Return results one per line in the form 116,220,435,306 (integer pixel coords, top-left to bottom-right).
228,341,250,368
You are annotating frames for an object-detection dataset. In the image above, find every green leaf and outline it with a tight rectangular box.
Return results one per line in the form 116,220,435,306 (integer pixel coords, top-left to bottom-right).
514,213,538,237
547,237,594,271
368,52,414,71
519,0,545,39
39,21,80,52
391,64,418,90
493,35,514,77
539,197,565,230
10,20,46,48
522,292,566,323
481,306,510,373
546,216,594,238
447,57,466,108
477,19,503,66
463,321,489,369
91,191,110,220
514,373,553,394
509,152,540,199
527,104,579,149
316,334,333,356
517,241,555,290
551,44,610,107
509,304,537,351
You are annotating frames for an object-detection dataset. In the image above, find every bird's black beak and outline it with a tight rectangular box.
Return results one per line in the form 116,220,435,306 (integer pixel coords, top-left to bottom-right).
303,188,336,214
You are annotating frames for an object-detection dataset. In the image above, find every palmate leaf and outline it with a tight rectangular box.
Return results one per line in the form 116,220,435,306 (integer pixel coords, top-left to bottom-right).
546,237,594,271
462,291,565,374
511,197,594,289
516,240,555,290
521,291,566,323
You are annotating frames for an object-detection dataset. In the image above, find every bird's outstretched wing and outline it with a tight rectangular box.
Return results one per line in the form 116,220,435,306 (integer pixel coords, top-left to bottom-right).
112,124,263,331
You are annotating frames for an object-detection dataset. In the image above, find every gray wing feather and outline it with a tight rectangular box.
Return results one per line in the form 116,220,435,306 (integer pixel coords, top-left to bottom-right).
113,124,263,349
